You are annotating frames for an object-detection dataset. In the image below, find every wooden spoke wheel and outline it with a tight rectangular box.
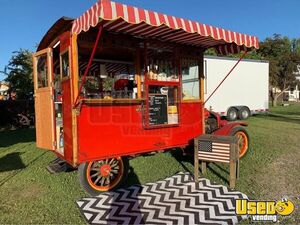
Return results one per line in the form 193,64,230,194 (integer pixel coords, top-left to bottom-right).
78,157,129,196
229,126,250,158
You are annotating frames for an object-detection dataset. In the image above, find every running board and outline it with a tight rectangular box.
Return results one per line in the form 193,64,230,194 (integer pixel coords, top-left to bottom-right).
46,157,70,174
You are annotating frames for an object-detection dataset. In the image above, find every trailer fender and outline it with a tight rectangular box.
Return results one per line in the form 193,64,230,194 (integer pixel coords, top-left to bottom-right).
212,122,247,136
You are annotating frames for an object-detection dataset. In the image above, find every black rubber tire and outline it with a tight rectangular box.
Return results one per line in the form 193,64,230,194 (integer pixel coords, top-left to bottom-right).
229,126,250,158
78,157,129,196
238,107,251,120
226,107,238,121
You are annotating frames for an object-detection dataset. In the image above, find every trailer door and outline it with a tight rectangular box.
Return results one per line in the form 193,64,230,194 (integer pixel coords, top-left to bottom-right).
33,48,56,150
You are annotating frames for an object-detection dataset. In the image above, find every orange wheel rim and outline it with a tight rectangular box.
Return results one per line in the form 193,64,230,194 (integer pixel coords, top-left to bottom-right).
86,157,124,192
235,131,248,158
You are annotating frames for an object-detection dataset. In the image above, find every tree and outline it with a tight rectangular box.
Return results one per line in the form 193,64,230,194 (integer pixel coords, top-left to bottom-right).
258,34,300,106
291,38,300,56
204,46,261,60
5,49,33,99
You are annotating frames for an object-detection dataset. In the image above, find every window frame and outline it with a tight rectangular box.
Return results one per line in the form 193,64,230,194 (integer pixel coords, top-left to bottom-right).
181,57,202,102
60,48,71,81
36,53,50,89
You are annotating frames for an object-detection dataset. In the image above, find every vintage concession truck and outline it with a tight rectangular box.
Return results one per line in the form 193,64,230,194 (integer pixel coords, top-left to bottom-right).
33,0,259,195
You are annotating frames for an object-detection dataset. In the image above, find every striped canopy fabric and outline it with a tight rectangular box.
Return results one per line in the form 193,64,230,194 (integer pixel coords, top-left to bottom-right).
54,60,134,76
78,61,134,76
72,0,259,55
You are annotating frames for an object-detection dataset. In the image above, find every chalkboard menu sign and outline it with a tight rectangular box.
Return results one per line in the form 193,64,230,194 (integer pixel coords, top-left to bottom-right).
148,94,168,125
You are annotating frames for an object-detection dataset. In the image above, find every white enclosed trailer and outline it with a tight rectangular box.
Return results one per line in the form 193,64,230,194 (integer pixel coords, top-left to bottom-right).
182,55,269,120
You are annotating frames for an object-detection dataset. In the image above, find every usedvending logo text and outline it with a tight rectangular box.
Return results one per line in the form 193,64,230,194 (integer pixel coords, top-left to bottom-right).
235,198,295,222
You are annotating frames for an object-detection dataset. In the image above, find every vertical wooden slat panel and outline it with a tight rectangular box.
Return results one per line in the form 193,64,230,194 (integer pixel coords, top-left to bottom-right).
135,47,141,99
71,34,79,103
198,50,205,134
71,33,79,166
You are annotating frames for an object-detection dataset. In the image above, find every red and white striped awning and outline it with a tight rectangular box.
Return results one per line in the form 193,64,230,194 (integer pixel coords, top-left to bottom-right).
72,0,259,55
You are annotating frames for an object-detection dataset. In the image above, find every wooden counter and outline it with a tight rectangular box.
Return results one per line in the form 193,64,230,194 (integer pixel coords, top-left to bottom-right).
80,98,144,105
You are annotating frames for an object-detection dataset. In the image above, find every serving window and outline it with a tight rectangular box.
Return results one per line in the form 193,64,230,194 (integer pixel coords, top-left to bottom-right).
145,50,178,82
75,29,202,128
77,31,138,100
78,61,137,99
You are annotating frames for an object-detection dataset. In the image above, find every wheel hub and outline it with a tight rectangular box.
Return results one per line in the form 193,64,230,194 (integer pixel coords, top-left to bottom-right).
235,131,248,158
100,164,111,177
85,157,125,192
230,113,236,119
242,111,248,118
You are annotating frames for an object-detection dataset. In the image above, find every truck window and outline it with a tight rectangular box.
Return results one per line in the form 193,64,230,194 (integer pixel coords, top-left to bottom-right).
181,59,200,100
61,51,70,78
37,54,48,88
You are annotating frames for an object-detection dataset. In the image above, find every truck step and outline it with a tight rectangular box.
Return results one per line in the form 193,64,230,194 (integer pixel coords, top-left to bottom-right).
46,157,70,174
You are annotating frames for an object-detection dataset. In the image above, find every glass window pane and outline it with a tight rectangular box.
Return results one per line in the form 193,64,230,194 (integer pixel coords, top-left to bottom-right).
145,48,178,82
37,54,48,88
61,51,70,77
182,81,200,99
182,59,200,100
182,63,198,80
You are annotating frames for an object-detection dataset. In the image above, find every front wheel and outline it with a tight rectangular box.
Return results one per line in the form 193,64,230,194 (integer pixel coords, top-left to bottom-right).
229,126,250,158
78,157,129,196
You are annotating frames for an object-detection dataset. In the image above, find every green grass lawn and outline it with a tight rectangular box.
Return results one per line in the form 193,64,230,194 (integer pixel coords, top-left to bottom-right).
0,103,299,224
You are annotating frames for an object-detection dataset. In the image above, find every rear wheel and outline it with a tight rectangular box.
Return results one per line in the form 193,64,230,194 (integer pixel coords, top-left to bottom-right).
78,157,129,196
226,107,238,121
229,126,250,158
238,107,251,120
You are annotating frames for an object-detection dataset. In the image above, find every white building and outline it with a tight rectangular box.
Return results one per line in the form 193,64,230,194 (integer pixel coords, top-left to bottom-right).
0,81,9,100
284,65,300,102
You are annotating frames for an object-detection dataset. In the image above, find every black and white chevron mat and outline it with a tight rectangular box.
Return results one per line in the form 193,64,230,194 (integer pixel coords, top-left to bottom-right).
77,172,248,225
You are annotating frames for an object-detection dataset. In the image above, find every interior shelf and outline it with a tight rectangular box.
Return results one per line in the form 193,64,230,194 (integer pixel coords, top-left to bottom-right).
145,80,180,86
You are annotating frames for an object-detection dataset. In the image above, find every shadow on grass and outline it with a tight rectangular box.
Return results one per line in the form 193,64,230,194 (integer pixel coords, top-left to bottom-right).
124,166,142,187
0,128,36,148
254,113,300,125
0,152,26,172
170,149,194,174
270,111,300,116
206,163,229,185
0,151,46,187
170,148,230,185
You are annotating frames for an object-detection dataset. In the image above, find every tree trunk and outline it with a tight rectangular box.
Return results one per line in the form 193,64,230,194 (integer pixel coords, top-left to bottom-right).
273,94,279,106
273,87,290,106
270,89,274,107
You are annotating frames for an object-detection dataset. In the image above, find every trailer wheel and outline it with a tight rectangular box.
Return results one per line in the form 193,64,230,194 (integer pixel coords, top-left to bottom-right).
78,157,129,196
226,107,238,121
229,126,250,158
238,107,251,120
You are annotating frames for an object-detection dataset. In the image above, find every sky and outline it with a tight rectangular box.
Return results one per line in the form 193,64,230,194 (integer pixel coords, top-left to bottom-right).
1,0,300,80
